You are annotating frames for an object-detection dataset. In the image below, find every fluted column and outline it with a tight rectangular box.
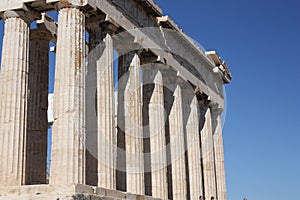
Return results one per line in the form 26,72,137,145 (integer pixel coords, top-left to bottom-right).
183,88,203,199
200,106,217,199
50,7,86,185
166,77,187,199
0,11,36,186
212,105,227,200
85,25,98,186
25,24,51,185
143,66,168,199
96,32,116,189
119,52,144,195
85,23,99,186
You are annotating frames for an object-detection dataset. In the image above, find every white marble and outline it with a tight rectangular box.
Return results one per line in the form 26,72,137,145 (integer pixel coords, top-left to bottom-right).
0,15,31,186
50,7,86,185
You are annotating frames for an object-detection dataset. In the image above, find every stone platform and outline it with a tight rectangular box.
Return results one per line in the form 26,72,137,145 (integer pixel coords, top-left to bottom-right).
0,185,160,200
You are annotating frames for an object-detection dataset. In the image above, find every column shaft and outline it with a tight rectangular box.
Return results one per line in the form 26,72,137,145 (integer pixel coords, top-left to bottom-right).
213,112,227,200
169,84,187,199
0,16,30,186
97,33,116,189
50,8,86,185
143,67,168,199
201,107,217,199
119,53,144,195
26,32,50,184
126,53,144,195
85,25,101,186
183,94,203,199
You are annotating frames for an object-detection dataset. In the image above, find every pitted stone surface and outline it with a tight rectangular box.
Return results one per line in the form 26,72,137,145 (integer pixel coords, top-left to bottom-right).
0,0,230,199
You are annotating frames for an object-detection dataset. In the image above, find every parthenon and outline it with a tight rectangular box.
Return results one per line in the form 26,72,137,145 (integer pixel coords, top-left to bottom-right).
0,0,232,199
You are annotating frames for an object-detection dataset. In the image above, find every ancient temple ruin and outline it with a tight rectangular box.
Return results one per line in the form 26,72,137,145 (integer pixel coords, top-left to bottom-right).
0,0,231,199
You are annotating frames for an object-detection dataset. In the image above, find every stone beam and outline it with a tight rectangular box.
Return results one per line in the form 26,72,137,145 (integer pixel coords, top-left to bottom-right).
46,0,95,9
157,16,181,32
157,16,226,96
0,0,27,12
139,0,162,17
0,0,99,14
94,0,226,109
206,51,232,84
0,3,40,21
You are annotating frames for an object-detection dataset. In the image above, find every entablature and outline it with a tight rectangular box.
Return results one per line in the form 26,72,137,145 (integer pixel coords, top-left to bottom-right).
0,0,230,110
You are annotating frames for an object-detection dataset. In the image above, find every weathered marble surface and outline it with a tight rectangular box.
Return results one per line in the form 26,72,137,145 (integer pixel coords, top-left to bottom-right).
0,0,230,199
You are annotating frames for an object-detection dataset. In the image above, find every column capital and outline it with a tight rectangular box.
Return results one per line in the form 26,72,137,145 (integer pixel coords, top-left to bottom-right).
100,21,119,36
209,102,223,116
87,15,119,51
86,15,105,32
52,0,96,11
1,6,40,24
30,26,53,42
159,67,178,92
195,86,211,107
86,15,119,35
30,13,57,42
139,50,166,65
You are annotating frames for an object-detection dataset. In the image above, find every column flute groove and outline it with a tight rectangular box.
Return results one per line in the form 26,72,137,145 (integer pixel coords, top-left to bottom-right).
26,24,51,184
201,106,217,199
119,53,144,195
143,66,168,199
0,10,36,185
183,87,204,200
97,32,116,189
166,77,187,199
212,106,227,200
50,7,86,185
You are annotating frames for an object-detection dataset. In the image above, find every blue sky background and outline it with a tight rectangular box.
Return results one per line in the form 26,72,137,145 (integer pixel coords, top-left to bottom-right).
0,0,300,199
154,0,300,199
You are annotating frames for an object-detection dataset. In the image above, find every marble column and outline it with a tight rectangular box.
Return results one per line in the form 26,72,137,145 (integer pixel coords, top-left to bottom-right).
85,23,99,186
119,53,144,195
50,7,86,185
182,88,203,200
86,22,107,187
167,77,187,199
143,66,168,199
116,53,127,192
96,32,116,190
0,10,36,186
25,24,52,185
200,106,217,199
212,105,227,200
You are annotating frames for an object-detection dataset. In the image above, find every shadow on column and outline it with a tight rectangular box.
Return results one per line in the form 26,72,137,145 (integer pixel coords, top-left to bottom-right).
163,86,174,200
198,100,209,199
116,53,134,191
85,36,106,186
25,38,49,185
142,82,155,196
182,86,193,200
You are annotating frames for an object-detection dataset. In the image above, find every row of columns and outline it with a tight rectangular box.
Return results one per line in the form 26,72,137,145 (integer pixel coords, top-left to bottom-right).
0,6,226,200
0,10,39,186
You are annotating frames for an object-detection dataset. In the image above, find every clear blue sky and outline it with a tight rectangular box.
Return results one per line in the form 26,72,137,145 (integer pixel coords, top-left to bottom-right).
154,0,300,199
1,0,300,199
